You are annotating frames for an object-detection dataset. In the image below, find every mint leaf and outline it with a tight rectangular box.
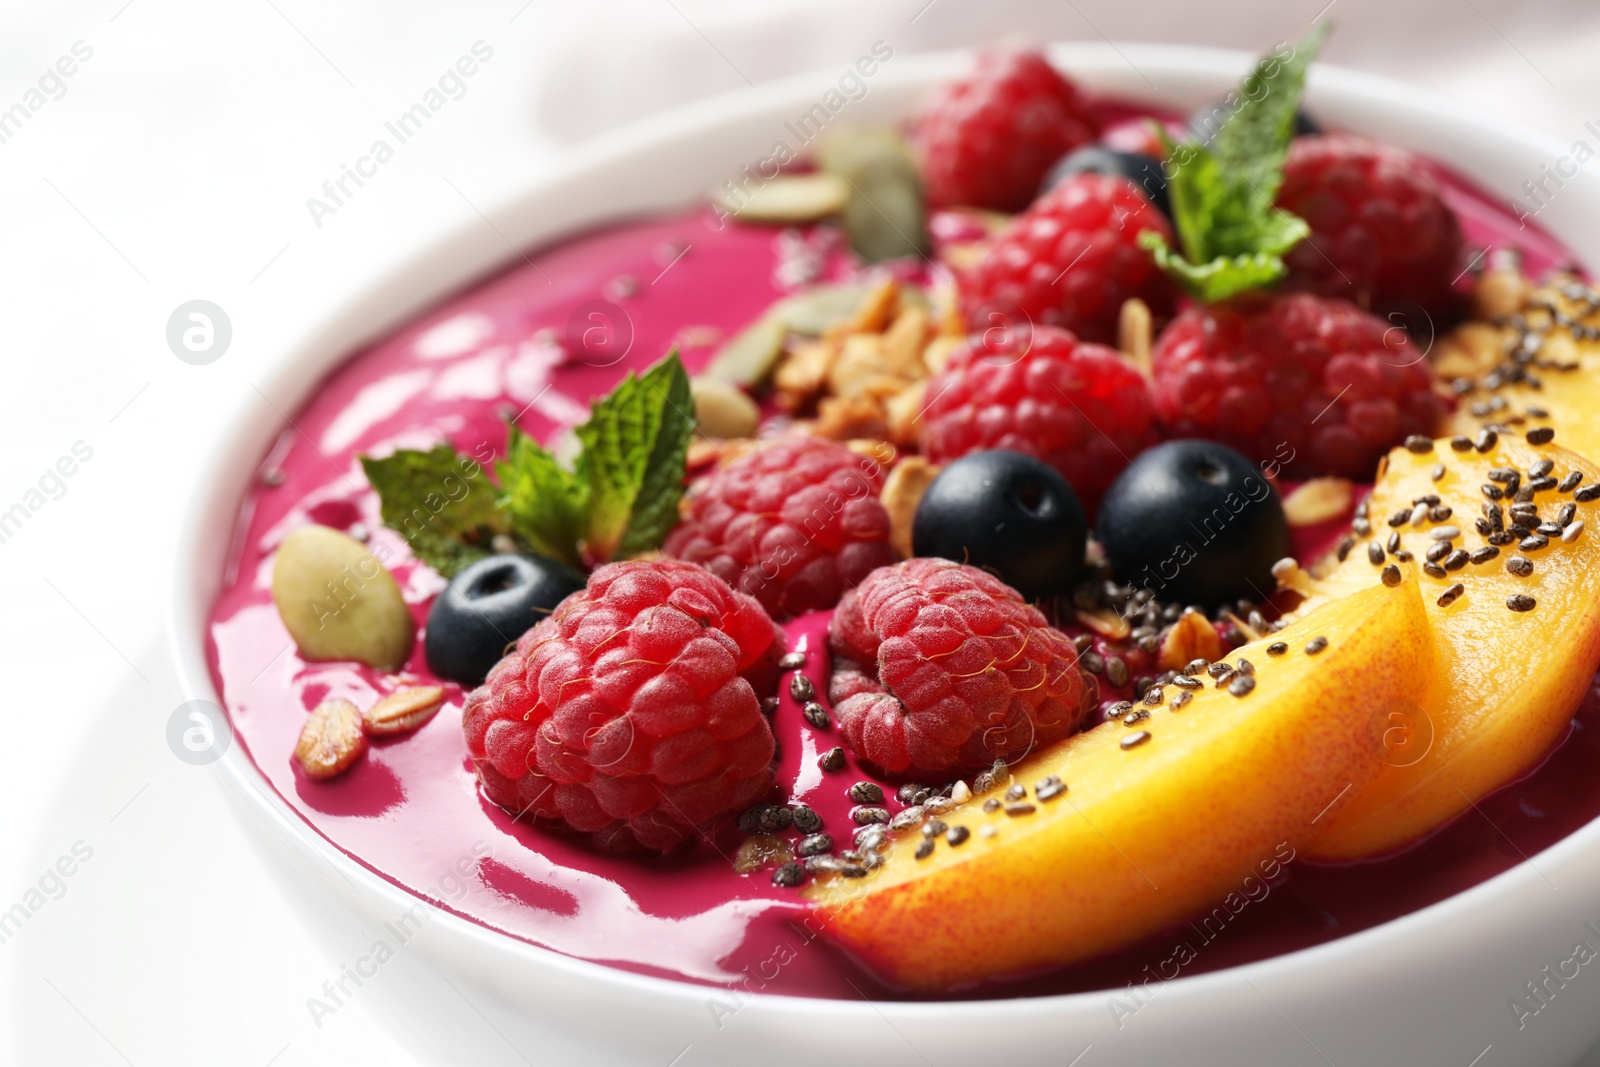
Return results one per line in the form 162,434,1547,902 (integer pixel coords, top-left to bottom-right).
360,445,506,578
363,352,698,575
496,426,588,569
574,351,694,561
1155,25,1326,301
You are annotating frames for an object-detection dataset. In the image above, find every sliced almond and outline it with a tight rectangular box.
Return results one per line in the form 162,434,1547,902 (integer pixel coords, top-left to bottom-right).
774,338,836,411
713,173,849,225
1283,477,1354,527
1118,298,1153,379
881,306,931,380
1076,607,1131,641
1157,608,1224,672
840,278,901,337
295,699,367,779
922,335,961,376
882,456,940,558
362,685,445,737
885,379,929,447
814,394,890,442
828,334,890,398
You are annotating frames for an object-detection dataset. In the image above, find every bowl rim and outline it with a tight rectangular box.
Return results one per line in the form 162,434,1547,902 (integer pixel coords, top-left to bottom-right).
168,40,1598,1018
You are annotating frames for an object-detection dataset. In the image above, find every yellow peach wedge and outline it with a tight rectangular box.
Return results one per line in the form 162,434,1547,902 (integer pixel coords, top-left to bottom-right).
807,576,1432,991
1286,436,1600,860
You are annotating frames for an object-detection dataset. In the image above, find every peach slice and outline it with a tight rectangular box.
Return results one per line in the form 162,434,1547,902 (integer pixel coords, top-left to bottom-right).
807,577,1432,991
1288,436,1600,860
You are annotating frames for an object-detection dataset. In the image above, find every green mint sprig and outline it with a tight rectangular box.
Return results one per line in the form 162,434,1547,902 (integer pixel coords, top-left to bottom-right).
360,351,696,575
1139,25,1327,303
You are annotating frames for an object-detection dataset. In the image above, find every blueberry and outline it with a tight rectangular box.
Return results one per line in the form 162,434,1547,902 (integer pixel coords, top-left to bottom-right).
1096,440,1288,607
1043,146,1171,221
1187,103,1320,147
424,553,585,686
912,450,1087,600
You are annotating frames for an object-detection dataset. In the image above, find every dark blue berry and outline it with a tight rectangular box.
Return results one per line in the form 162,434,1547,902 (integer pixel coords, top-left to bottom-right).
424,553,584,685
912,450,1087,600
1095,440,1288,607
1044,146,1170,221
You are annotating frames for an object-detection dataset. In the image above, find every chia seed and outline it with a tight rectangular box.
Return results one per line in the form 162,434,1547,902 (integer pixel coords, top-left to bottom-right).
1228,674,1257,697
1482,484,1505,502
1469,546,1500,565
1121,730,1153,750
1530,477,1558,493
1426,540,1452,563
1558,502,1579,527
1171,674,1201,689
897,782,930,805
797,833,832,857
1394,549,1415,562
1170,690,1193,710
915,839,935,861
1475,428,1499,452
1506,555,1534,577
819,747,846,772
946,825,971,847
1005,802,1036,817
921,819,947,838
1578,484,1600,503
1267,641,1288,656
791,804,823,834
1182,658,1211,676
888,808,923,832
1560,471,1584,493
803,702,830,729
1305,636,1329,655
772,862,806,888
1527,427,1556,445
1488,531,1517,546
1381,564,1402,587
1423,561,1447,578
1507,593,1538,612
1432,464,1447,482
1430,506,1453,522
1142,687,1164,707
1531,459,1555,478
1443,549,1470,571
982,797,1002,813
849,781,884,805
777,651,806,671
1520,533,1550,551
1404,435,1433,454
1563,521,1586,543
1105,657,1130,687
1450,436,1474,452
851,806,888,826
1437,583,1465,608
1430,525,1462,541
1035,778,1067,802
1005,783,1026,802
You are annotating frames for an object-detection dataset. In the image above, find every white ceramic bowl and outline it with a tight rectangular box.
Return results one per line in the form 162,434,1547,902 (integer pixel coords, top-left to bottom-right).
170,44,1600,1067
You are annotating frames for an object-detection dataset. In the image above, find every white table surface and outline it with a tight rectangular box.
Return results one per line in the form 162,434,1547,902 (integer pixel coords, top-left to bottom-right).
5,1,1600,1063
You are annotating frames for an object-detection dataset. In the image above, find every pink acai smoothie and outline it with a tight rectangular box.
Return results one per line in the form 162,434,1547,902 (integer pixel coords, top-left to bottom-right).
207,141,1598,1000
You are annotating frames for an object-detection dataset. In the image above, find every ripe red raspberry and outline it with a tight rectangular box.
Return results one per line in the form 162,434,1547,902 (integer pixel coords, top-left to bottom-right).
959,172,1177,346
663,437,896,620
1277,134,1464,322
1150,292,1448,480
920,323,1157,514
828,559,1085,781
914,45,1099,212
462,560,782,853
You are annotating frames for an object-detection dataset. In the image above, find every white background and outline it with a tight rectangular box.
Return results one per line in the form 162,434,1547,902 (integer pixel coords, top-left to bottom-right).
4,1,1600,1063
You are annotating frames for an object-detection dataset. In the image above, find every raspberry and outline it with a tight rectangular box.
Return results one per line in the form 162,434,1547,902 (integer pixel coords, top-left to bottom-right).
959,172,1177,346
1149,292,1448,480
1277,134,1464,322
663,437,896,620
920,323,1156,514
828,559,1085,781
461,560,782,853
914,45,1099,212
